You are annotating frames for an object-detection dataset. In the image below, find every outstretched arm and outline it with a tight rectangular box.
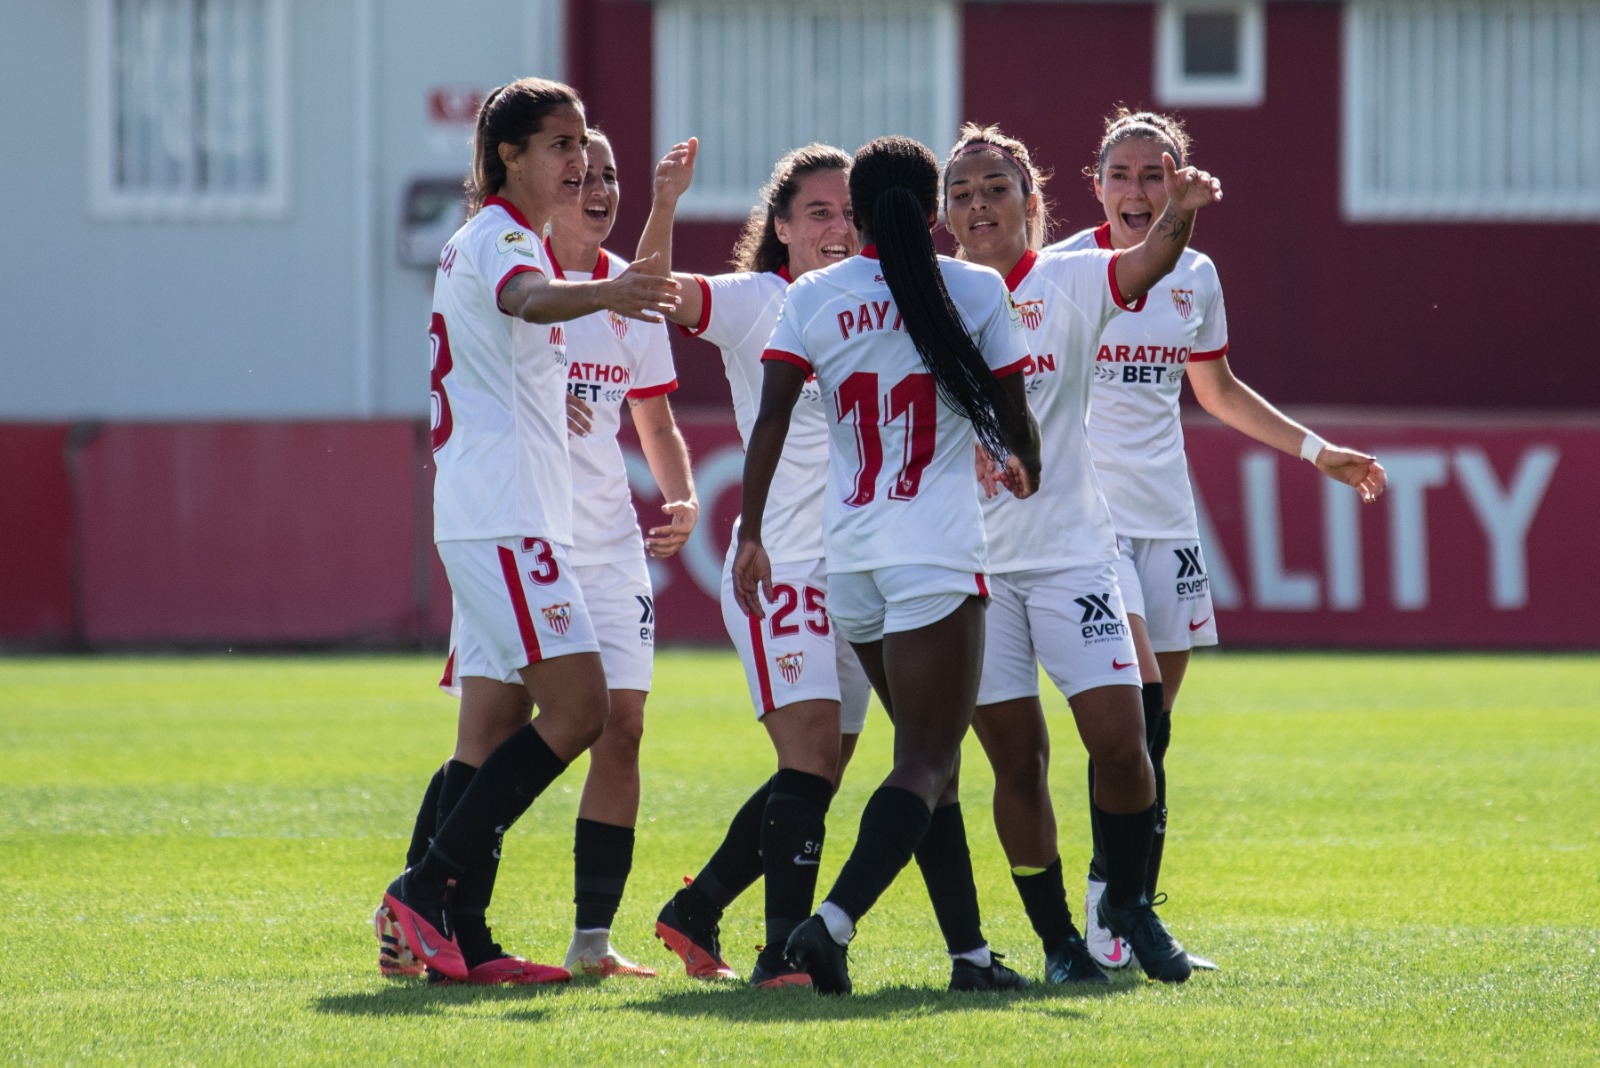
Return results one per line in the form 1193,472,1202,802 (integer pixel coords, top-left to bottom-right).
1187,357,1386,503
630,393,699,558
636,138,705,328
1113,152,1223,304
499,258,681,325
731,359,807,616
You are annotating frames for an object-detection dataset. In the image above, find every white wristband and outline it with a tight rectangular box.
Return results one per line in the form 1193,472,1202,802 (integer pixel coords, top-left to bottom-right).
1300,432,1329,464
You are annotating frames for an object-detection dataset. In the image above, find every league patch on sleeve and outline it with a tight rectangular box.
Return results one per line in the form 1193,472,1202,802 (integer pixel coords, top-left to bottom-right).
1004,291,1025,331
497,228,541,258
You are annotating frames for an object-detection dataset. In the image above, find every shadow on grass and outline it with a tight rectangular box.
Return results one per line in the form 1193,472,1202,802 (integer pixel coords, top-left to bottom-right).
622,976,1129,1023
312,982,565,1020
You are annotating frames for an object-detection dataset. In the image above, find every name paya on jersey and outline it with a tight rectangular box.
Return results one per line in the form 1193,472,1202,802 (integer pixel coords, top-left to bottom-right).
1171,288,1194,320
776,651,804,685
1014,298,1044,331
836,300,903,340
498,228,541,258
541,602,572,635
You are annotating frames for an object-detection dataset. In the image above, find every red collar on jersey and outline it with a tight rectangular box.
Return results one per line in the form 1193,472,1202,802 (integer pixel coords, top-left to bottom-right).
1093,222,1114,250
484,195,534,230
776,264,794,284
859,245,880,259
543,235,610,282
1004,249,1038,292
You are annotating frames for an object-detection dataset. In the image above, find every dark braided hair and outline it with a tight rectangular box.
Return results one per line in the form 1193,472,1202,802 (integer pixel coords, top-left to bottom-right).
850,136,1018,461
466,78,583,217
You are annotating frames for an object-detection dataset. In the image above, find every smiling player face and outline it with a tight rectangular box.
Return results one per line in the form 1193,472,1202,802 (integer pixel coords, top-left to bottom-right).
943,149,1033,272
556,136,619,247
774,168,857,278
1095,135,1173,251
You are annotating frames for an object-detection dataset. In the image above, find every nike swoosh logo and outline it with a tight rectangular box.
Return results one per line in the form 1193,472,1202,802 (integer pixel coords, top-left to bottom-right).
793,856,821,866
411,919,443,959
1104,940,1123,963
1189,616,1211,632
1112,659,1135,670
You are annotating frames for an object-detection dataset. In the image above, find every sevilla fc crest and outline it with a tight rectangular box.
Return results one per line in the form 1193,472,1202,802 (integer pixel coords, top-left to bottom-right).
1170,288,1194,320
776,652,804,685
1015,298,1044,331
606,309,629,339
542,603,572,635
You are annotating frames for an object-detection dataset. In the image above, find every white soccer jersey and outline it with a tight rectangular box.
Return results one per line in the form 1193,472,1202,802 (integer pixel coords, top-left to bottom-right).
430,196,573,545
763,249,1030,575
1049,223,1229,539
550,241,679,567
982,248,1140,572
679,268,828,564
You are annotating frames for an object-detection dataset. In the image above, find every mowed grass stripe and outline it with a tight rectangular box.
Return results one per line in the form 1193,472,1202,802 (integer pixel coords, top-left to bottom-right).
1,651,1595,1065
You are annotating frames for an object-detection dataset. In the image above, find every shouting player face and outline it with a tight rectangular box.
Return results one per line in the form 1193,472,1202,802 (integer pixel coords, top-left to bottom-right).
498,102,589,225
943,149,1034,270
559,136,619,247
774,169,857,279
1095,135,1173,252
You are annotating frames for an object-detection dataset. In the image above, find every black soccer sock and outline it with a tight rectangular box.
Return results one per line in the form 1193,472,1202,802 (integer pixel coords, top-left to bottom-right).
1012,856,1074,948
412,724,568,894
913,802,986,955
683,775,775,918
1093,802,1158,909
437,759,477,824
823,786,932,924
761,769,833,950
1086,758,1107,882
574,817,636,931
1145,693,1172,899
433,760,499,948
404,765,447,869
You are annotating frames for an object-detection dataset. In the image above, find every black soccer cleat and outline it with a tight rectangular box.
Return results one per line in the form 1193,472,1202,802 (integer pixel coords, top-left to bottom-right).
654,891,737,980
949,951,1030,992
1044,929,1111,985
749,946,812,989
784,915,852,995
1186,950,1220,971
1095,894,1191,984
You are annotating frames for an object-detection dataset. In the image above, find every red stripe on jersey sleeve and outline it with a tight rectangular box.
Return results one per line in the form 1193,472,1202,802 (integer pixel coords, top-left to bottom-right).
993,356,1031,378
1189,343,1229,363
497,545,544,664
975,573,990,597
674,275,714,337
1107,251,1149,313
762,349,814,375
438,648,456,690
625,378,678,400
496,264,544,315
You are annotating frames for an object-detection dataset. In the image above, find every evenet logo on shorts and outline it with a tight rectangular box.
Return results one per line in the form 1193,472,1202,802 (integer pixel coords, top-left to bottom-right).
636,595,655,645
541,603,572,635
1173,546,1209,597
777,652,804,685
1075,593,1129,643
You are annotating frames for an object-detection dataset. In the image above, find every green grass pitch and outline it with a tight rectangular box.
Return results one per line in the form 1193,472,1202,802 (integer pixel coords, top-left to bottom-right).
2,650,1596,1065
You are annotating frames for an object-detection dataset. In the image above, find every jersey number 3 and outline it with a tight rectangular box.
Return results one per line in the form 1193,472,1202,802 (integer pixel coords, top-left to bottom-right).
429,313,454,452
836,371,936,505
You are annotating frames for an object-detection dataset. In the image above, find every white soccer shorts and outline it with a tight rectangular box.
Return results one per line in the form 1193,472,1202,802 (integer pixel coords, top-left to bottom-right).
977,560,1142,706
574,556,654,693
721,555,871,733
827,565,989,646
1113,535,1220,654
436,536,601,693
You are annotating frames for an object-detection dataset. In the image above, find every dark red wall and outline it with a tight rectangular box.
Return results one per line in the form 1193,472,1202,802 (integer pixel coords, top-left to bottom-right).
571,1,1597,411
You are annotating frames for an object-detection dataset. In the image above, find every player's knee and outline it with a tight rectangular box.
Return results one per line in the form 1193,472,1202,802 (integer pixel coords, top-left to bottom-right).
994,744,1050,798
1092,731,1152,784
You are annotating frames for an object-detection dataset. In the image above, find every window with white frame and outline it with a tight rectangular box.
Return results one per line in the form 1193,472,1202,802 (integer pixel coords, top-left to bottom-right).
1156,1,1265,107
89,0,288,220
1344,1,1600,221
653,1,958,219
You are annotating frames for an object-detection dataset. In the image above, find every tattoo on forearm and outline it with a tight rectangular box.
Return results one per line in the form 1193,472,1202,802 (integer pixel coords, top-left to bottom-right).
1155,206,1190,243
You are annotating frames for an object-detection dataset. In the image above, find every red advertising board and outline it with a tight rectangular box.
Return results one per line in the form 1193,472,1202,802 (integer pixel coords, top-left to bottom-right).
621,413,1600,650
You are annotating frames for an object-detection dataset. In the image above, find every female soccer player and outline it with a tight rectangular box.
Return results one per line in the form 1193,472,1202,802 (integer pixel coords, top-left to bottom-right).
942,123,1221,984
1049,109,1386,969
732,135,1042,995
633,140,875,988
375,78,680,985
